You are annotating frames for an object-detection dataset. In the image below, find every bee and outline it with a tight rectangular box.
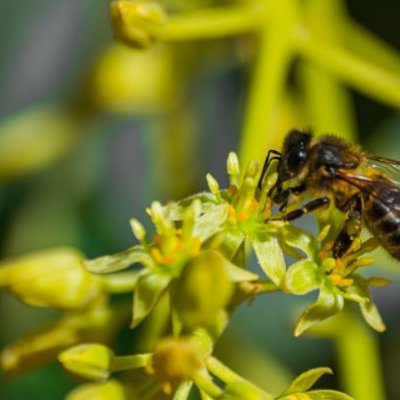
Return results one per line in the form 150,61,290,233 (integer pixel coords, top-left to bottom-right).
259,129,400,259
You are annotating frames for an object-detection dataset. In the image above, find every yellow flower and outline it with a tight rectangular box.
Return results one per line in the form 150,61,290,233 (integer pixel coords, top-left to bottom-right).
151,337,202,392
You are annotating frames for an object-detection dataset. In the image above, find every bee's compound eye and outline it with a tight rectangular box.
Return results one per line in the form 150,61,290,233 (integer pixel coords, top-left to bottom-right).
287,149,307,170
280,130,312,180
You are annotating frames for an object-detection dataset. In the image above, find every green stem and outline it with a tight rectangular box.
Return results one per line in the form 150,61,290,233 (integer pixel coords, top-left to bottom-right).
295,25,400,109
342,18,400,74
238,280,279,301
239,0,298,168
112,353,152,372
205,356,274,399
193,368,223,398
199,390,214,400
335,312,385,400
299,0,356,141
101,271,142,294
161,2,266,41
173,382,193,400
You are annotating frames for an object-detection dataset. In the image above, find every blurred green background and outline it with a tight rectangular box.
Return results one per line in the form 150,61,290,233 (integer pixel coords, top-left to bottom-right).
1,1,400,399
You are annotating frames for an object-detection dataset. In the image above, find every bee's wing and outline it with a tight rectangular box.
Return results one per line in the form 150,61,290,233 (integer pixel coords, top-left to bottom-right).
336,162,400,212
366,154,400,186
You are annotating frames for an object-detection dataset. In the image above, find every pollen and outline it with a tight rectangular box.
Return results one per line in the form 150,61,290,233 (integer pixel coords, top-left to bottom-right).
330,274,353,287
237,211,249,221
190,237,201,256
226,204,237,220
162,382,172,395
319,241,333,260
151,248,176,265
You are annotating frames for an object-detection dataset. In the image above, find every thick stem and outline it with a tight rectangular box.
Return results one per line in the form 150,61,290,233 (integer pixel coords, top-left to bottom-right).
341,18,400,74
161,3,265,42
239,0,297,169
295,25,400,109
335,312,385,400
299,0,356,141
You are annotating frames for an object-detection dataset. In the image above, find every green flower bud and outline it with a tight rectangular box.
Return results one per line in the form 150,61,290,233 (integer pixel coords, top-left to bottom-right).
244,160,259,179
59,343,115,381
0,248,102,310
173,250,234,329
227,152,240,179
206,173,220,196
92,45,176,115
66,380,128,400
130,218,146,242
0,106,77,181
110,0,167,49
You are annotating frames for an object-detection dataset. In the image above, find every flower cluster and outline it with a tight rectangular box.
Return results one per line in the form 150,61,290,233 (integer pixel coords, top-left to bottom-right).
0,152,388,399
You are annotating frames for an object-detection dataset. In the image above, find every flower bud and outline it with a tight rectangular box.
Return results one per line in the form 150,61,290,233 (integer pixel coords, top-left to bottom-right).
59,343,114,381
92,45,176,115
173,250,234,329
66,380,128,400
130,218,146,242
0,248,101,310
227,152,240,178
244,160,259,179
206,173,220,196
110,0,167,49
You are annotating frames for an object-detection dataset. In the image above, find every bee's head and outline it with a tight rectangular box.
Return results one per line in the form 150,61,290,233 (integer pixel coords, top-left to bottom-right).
278,129,312,181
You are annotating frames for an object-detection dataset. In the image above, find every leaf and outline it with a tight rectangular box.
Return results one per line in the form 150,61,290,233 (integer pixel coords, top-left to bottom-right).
284,259,320,295
281,225,317,258
359,296,386,332
85,246,153,274
294,286,344,337
252,234,286,287
279,389,354,399
224,261,259,282
193,204,228,242
346,276,386,332
131,273,171,328
281,367,332,395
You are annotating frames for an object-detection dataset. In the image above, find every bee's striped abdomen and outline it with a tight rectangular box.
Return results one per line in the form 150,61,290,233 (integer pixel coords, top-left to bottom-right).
365,193,400,259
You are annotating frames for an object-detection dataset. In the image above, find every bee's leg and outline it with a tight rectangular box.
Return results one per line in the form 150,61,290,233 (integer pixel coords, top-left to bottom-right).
257,149,281,189
332,193,363,258
275,185,307,212
282,197,330,221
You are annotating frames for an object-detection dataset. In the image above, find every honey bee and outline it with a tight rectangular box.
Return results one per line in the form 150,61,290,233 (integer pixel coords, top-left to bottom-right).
259,129,400,259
